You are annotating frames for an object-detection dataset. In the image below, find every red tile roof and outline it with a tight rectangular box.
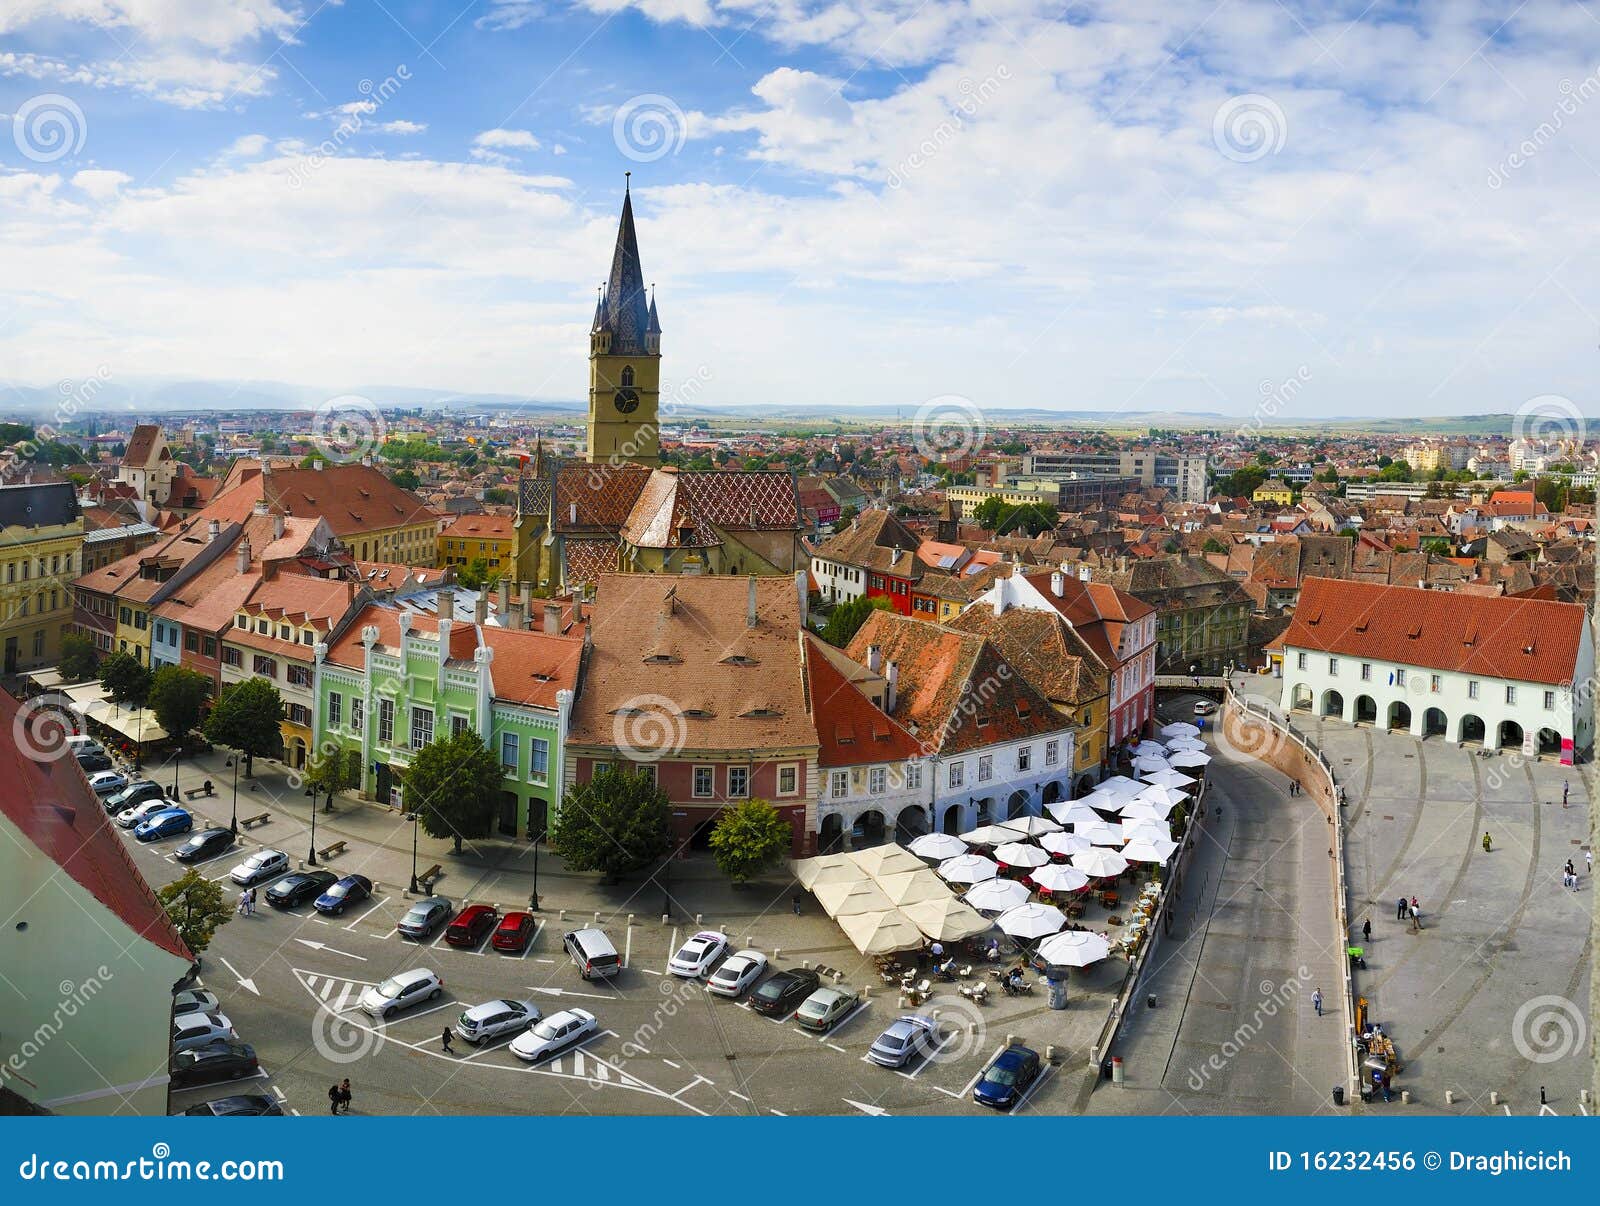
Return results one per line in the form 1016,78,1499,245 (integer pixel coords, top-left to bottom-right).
804,634,923,766
1280,577,1585,686
0,690,190,961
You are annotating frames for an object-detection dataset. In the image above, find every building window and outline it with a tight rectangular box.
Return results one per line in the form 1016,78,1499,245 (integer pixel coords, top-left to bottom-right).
530,738,549,780
185,631,199,652
906,763,922,790
728,766,749,798
287,664,310,687
830,770,848,799
1395,668,1406,686
32,630,44,658
1045,739,1059,767
252,655,277,678
328,692,342,728
693,765,714,797
778,765,798,796
204,637,217,658
1017,746,1031,772
868,767,886,795
351,697,363,732
1467,680,1479,700
948,761,964,789
1360,663,1371,682
451,714,469,738
501,732,519,774
1429,674,1441,693
377,699,394,745
1505,685,1516,705
1544,690,1556,710
976,754,992,782
411,706,433,748
288,704,311,725
221,647,241,667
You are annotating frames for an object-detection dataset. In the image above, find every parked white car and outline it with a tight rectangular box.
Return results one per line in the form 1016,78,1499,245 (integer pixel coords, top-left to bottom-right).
706,950,768,998
171,1011,235,1052
116,799,173,829
454,999,539,1045
508,1008,597,1063
667,930,728,978
230,849,290,886
360,969,443,1019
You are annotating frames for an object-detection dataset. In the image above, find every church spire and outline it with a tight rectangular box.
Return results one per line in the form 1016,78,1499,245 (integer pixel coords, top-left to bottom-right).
599,175,651,353
646,283,660,334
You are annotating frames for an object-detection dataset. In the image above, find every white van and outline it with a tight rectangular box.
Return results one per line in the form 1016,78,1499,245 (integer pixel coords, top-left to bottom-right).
563,927,621,980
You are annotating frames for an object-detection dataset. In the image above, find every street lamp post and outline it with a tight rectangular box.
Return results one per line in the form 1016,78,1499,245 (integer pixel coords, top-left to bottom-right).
171,743,181,803
304,786,319,866
226,756,240,836
408,807,421,895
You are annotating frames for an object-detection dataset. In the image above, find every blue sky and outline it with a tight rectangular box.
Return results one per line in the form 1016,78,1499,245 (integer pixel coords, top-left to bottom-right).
4,2,1600,419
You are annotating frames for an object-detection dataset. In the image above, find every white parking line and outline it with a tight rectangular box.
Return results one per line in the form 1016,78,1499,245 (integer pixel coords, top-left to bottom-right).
640,968,662,975
331,983,355,1013
623,924,632,968
820,999,870,1039
379,999,456,1026
428,927,451,950
346,899,389,931
961,1043,1009,1097
826,1042,846,1054
900,1033,959,1080
728,1090,749,1102
665,928,678,965
319,980,336,1002
521,1031,604,1070
520,921,543,960
1010,1066,1053,1115
662,1059,680,1069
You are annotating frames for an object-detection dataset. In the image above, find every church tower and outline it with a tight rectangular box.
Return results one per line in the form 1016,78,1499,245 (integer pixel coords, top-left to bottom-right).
586,175,661,466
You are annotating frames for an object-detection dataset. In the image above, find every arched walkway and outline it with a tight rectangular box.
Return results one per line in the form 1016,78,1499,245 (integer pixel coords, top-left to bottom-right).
1355,695,1377,725
819,814,844,853
941,804,964,835
1498,720,1524,751
1538,727,1562,755
852,810,887,848
1322,689,1344,718
974,797,994,826
894,805,929,843
1042,780,1066,808
1387,701,1411,732
1458,713,1485,744
1291,684,1313,711
1423,707,1447,737
1075,775,1097,797
1005,790,1030,820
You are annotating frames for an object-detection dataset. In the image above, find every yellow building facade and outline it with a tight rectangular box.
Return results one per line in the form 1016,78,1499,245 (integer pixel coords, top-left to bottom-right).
0,483,84,674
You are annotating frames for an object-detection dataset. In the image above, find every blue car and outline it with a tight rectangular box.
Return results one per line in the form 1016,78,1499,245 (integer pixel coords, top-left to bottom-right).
313,874,373,916
972,1044,1040,1109
134,807,193,842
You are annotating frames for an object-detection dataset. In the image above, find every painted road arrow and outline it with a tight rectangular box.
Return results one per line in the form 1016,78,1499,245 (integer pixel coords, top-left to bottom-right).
293,938,368,961
525,986,614,1001
843,1099,890,1116
218,956,259,996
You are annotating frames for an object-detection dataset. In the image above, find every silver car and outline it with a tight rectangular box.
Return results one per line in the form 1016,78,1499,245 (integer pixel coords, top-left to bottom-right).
397,896,452,939
455,999,539,1045
867,1015,939,1068
230,849,290,886
172,1011,235,1053
172,989,222,1017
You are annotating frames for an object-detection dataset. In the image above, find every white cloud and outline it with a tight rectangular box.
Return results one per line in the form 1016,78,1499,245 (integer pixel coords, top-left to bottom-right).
70,168,130,199
475,128,542,150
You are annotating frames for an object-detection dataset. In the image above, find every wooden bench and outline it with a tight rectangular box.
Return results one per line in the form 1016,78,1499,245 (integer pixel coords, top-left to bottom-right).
240,812,271,829
318,840,348,860
183,783,215,800
417,864,442,891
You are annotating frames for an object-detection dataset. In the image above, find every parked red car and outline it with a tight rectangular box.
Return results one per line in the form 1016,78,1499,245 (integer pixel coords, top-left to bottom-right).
445,904,500,947
492,911,536,954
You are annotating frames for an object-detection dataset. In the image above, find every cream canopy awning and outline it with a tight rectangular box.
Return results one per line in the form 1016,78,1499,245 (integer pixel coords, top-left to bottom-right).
876,869,952,907
814,878,895,917
901,896,992,942
838,909,925,955
846,845,926,878
792,853,859,890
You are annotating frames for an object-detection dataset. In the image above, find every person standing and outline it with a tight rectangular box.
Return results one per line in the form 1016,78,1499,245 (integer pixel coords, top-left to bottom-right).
1396,895,1408,921
441,1028,454,1055
238,889,250,917
1586,849,1592,875
328,1084,340,1115
338,1079,352,1114
1563,781,1570,808
1362,918,1372,943
1409,898,1421,932
245,887,256,917
1312,988,1323,1017
1482,831,1492,853
792,893,802,916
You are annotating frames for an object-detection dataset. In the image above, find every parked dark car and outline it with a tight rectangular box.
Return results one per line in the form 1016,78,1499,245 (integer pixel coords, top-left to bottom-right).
313,874,373,916
75,750,113,774
445,904,500,948
105,780,167,814
972,1044,1040,1109
169,1039,258,1089
265,870,339,909
181,1094,281,1116
749,968,821,1018
174,827,236,863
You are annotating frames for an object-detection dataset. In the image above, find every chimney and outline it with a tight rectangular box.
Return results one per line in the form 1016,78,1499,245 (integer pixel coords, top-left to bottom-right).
886,661,899,713
497,578,510,616
746,573,758,628
235,536,251,575
473,595,488,626
207,518,220,543
795,568,809,628
313,458,323,472
436,586,454,622
361,454,372,468
272,512,285,541
867,644,881,673
572,594,584,622
1050,570,1064,597
507,601,524,630
259,458,272,477
544,602,561,634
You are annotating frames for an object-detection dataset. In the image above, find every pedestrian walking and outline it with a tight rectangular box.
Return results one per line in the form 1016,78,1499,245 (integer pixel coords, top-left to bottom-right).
791,893,802,916
338,1079,351,1114
328,1084,340,1116
1585,849,1592,874
237,889,249,917
1566,859,1575,879
1563,781,1570,808
1409,899,1421,932
245,887,256,917
1312,988,1323,1017
1362,918,1372,942
441,1028,454,1055
1396,895,1408,921
1482,831,1492,853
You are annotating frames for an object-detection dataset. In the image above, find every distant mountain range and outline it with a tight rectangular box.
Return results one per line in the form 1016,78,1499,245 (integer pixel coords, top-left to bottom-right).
0,377,1573,434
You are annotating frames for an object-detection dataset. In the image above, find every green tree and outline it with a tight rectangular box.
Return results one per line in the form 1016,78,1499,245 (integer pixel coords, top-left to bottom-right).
203,677,285,776
1420,537,1452,556
100,650,152,709
1376,460,1412,482
1218,465,1267,497
455,557,496,591
836,504,858,526
304,742,361,800
484,487,514,506
158,869,231,955
971,495,1007,530
820,594,892,647
391,467,421,490
1202,537,1227,554
58,632,100,683
708,798,792,885
404,728,503,854
550,765,672,881
1338,527,1359,540
148,665,211,745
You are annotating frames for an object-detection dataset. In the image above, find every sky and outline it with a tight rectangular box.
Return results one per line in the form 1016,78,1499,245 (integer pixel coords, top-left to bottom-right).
3,1,1600,420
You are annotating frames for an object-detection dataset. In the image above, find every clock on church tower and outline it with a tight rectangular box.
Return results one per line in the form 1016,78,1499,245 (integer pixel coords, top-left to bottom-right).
586,175,661,467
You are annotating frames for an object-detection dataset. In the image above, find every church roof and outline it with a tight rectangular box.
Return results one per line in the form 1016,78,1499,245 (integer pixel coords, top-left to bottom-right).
595,183,652,354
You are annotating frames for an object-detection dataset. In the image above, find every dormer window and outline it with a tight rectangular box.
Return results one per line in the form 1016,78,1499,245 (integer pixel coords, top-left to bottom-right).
721,654,759,667
683,707,716,719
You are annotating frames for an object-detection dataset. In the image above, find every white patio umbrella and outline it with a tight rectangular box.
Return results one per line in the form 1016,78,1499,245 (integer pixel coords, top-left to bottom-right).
902,896,994,942
994,842,1050,868
1030,864,1090,893
1121,819,1172,845
1132,754,1171,774
1165,736,1207,752
1134,784,1187,812
1142,769,1198,790
1119,800,1168,825
938,853,1000,884
960,824,1018,847
1037,929,1112,967
1073,818,1125,846
908,832,968,861
1161,721,1201,739
964,878,1030,912
996,902,1067,939
1039,831,1093,857
1078,788,1130,814
877,868,957,906
1098,775,1147,797
1168,750,1212,768
1046,800,1103,826
998,815,1062,838
1072,848,1130,878
1123,836,1180,864
1130,740,1168,757
814,878,895,917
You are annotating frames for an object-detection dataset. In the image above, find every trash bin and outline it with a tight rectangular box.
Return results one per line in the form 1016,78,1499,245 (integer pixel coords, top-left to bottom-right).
1332,1085,1344,1106
1146,993,1157,1009
1101,1058,1113,1081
